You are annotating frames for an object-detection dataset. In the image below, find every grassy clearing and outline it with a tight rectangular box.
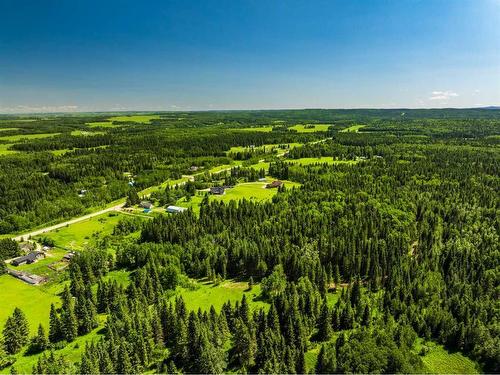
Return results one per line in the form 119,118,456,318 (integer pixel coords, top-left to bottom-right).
240,126,274,132
227,143,302,155
176,179,300,213
172,279,268,312
86,121,119,128
0,275,60,336
340,124,366,132
289,124,331,132
107,115,160,124
0,133,60,142
33,212,125,250
0,128,20,132
0,143,17,156
286,157,358,166
2,317,106,374
415,339,479,374
70,130,106,136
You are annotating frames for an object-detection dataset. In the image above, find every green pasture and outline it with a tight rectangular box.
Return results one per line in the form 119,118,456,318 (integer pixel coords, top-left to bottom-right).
70,130,106,136
415,339,479,374
0,143,17,156
240,126,274,132
227,142,302,155
289,124,331,132
107,115,160,124
0,133,60,142
2,317,106,374
176,179,300,212
86,121,119,128
172,279,267,312
0,275,60,336
33,213,125,250
340,124,366,132
286,157,358,166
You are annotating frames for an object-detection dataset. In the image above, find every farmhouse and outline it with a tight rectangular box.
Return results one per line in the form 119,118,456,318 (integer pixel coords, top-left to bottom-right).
210,186,225,195
266,180,283,189
11,251,45,266
140,201,153,209
166,205,187,214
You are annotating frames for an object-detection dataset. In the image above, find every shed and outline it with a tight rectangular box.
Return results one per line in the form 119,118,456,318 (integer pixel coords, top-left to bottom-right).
140,201,153,209
266,180,283,189
166,205,187,214
210,186,225,195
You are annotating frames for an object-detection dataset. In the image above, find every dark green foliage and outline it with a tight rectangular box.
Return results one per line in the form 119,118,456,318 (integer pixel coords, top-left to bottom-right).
2,308,29,355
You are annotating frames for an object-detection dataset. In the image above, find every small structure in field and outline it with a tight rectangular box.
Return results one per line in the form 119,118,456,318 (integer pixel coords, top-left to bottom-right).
140,201,153,209
63,252,76,262
258,177,267,182
210,186,225,195
266,180,283,189
7,269,46,285
166,205,187,214
189,165,199,172
143,208,152,214
11,251,45,266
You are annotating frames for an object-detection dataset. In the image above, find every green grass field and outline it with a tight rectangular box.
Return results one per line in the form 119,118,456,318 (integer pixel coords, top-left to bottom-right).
33,212,125,250
0,128,20,132
107,115,160,124
240,126,274,132
172,279,268,312
0,133,60,142
0,275,61,336
176,179,301,212
1,317,106,374
289,124,331,132
286,157,358,166
0,143,17,156
86,121,119,128
415,339,479,374
70,130,106,136
227,142,302,155
340,124,366,132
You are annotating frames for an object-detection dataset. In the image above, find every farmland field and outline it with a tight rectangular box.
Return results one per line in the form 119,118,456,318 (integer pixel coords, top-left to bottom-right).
340,124,366,132
289,124,331,132
33,212,125,250
0,133,60,142
107,115,160,123
0,275,60,336
286,156,359,165
171,279,267,312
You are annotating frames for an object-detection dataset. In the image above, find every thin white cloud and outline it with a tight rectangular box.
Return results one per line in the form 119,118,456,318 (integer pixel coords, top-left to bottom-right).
429,91,459,101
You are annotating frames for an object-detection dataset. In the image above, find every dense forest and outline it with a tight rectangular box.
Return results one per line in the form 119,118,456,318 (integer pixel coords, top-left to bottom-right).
0,109,498,374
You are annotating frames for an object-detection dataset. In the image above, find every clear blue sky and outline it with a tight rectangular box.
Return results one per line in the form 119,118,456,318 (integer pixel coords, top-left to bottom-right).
0,0,499,112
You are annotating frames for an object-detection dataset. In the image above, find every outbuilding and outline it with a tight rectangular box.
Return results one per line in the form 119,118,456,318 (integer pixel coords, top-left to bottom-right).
266,180,283,189
210,186,225,195
166,205,187,214
140,201,153,209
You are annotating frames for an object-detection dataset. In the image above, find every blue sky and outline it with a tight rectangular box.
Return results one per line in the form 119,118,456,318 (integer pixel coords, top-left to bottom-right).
0,0,499,112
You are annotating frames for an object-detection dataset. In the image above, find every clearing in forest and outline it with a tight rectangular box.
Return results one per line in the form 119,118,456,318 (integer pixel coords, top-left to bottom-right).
340,124,366,132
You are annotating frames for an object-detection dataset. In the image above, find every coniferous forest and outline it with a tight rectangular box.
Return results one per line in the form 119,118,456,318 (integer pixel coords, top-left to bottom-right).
0,109,498,374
